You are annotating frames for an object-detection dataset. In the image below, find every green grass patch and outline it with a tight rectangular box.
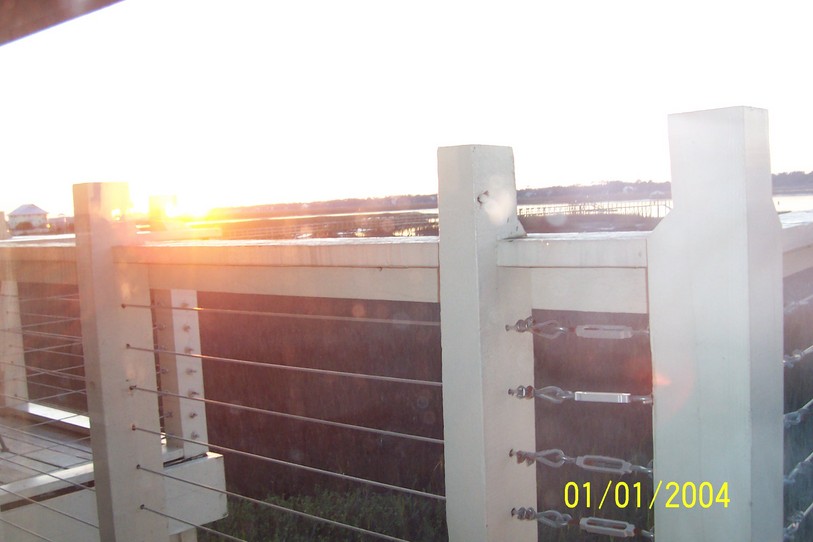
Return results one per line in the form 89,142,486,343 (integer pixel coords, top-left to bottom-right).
199,487,447,541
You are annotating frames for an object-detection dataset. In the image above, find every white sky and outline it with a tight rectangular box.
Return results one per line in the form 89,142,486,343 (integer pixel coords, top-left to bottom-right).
1,0,811,216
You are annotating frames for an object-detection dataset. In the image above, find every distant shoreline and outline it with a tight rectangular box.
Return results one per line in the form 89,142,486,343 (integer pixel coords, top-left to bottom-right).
205,184,813,222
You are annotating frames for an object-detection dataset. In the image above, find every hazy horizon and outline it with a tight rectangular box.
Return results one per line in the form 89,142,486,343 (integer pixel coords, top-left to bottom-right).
2,1,812,217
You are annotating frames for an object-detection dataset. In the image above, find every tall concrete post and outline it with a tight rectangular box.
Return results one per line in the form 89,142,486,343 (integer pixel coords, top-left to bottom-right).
73,183,169,541
0,280,28,409
438,145,537,541
648,107,782,540
0,213,10,240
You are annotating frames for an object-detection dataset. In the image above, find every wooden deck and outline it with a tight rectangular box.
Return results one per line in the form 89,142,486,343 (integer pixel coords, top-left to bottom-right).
0,406,92,507
0,404,224,542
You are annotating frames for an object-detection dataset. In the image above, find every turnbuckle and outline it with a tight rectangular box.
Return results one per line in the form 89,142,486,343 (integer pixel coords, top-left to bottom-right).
576,455,633,475
538,509,573,529
509,385,652,405
571,390,652,405
508,384,570,403
579,517,636,538
506,317,648,340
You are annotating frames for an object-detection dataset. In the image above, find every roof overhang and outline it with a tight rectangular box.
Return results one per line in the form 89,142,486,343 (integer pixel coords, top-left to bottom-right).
0,0,125,47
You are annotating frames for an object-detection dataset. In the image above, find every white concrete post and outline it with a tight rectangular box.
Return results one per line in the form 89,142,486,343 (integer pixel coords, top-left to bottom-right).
0,280,28,409
0,213,10,240
647,107,783,541
73,182,169,541
438,145,537,541
153,289,209,459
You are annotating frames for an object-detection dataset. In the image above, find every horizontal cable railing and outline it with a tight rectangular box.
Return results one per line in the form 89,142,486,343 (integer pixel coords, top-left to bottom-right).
510,311,655,539
0,420,90,456
130,385,443,446
2,293,81,303
126,344,442,388
786,499,813,542
128,295,446,541
785,293,813,316
0,284,96,540
783,288,813,541
510,448,653,477
139,503,248,542
0,484,98,530
137,465,416,542
0,452,94,493
4,287,86,413
0,429,91,463
0,516,62,542
124,302,442,328
3,361,86,382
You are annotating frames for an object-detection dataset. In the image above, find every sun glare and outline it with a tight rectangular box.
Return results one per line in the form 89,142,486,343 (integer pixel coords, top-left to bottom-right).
148,194,213,223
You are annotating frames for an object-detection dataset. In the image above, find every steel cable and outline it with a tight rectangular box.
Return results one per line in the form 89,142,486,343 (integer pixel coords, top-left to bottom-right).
127,344,442,388
123,302,440,328
132,425,445,501
0,516,58,542
0,485,98,529
138,465,414,542
131,385,443,446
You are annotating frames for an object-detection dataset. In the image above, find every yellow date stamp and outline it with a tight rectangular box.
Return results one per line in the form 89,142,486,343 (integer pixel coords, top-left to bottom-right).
564,480,730,510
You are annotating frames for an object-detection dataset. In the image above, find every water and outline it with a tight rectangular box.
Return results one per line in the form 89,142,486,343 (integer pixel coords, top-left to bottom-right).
775,194,813,213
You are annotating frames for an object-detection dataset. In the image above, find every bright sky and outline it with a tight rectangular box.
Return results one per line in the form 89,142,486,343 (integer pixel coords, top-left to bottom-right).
1,0,811,217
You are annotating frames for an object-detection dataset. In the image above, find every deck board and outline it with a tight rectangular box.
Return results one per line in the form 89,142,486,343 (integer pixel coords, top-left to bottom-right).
0,413,92,487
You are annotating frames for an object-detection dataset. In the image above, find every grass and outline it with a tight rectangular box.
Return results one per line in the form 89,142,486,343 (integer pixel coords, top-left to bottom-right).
198,487,447,542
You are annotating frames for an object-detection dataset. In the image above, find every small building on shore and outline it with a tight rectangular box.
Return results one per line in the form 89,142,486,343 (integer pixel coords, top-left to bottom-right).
8,204,48,232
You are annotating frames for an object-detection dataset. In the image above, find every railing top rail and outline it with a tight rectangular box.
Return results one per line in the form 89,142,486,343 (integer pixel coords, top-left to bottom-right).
781,210,813,251
0,235,76,246
0,242,76,263
141,236,439,248
499,232,649,269
114,235,439,269
1,210,813,273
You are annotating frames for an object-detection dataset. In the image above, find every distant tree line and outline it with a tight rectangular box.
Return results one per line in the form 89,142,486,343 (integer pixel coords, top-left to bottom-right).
208,194,439,221
209,172,812,220
773,171,813,193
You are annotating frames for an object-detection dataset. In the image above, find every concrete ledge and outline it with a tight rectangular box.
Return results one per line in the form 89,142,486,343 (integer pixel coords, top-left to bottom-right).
780,210,813,251
781,211,813,276
115,236,439,269
498,232,648,269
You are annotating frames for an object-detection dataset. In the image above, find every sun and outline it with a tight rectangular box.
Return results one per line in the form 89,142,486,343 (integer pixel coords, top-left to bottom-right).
148,194,213,223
